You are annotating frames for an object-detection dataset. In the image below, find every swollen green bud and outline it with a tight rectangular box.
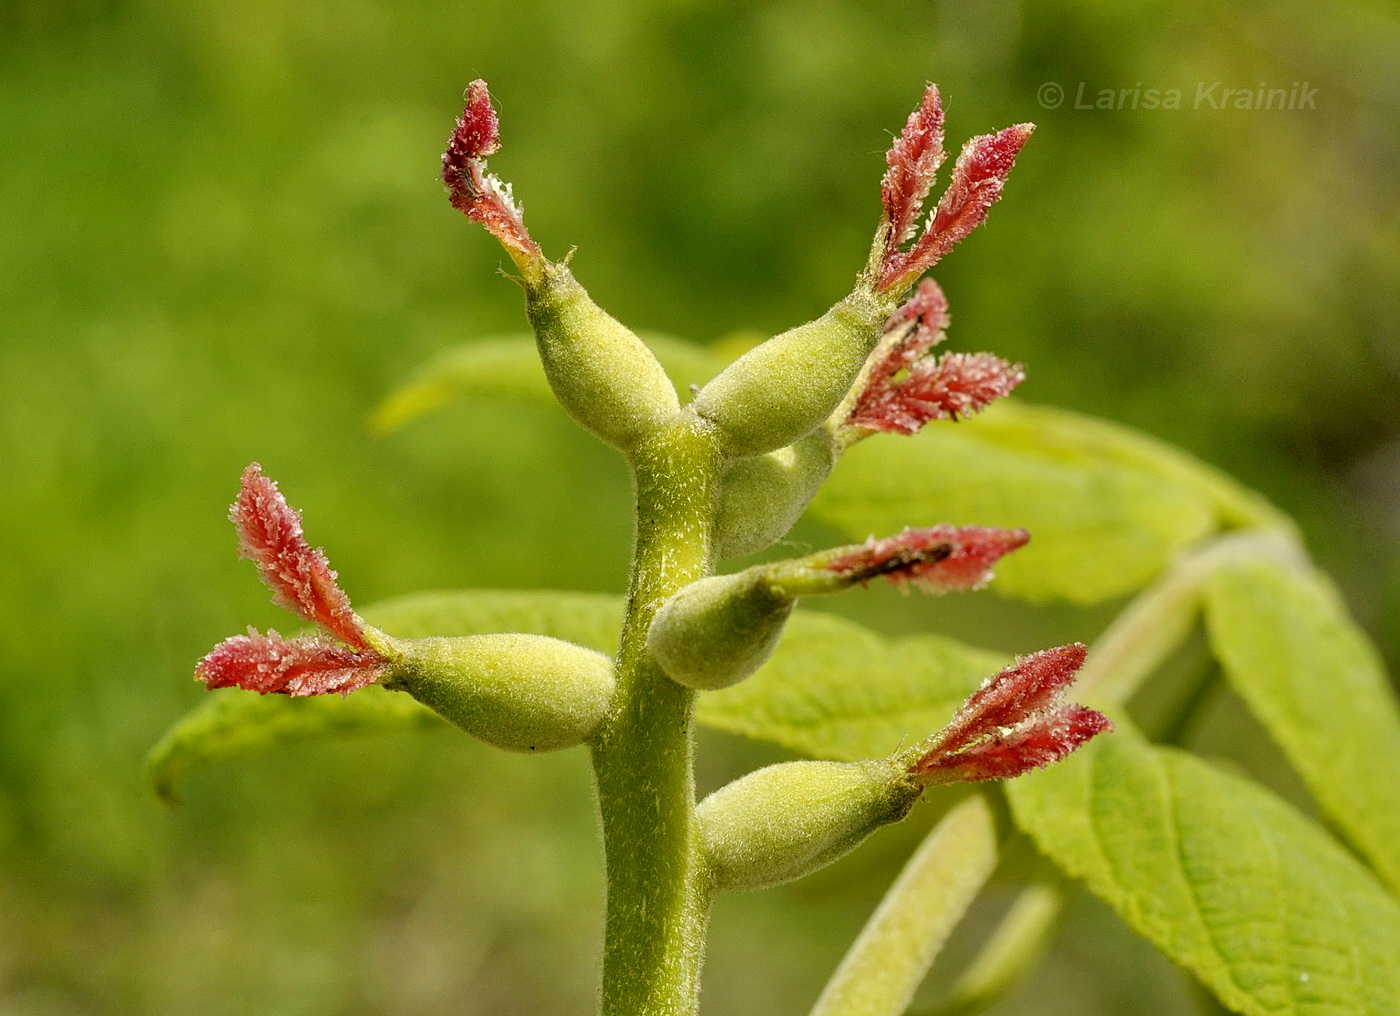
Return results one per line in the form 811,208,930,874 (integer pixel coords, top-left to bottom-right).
648,572,793,690
698,760,921,892
383,633,615,752
690,286,896,456
714,430,837,558
525,261,679,449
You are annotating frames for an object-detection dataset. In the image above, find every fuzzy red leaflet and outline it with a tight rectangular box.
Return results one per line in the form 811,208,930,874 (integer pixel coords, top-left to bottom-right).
231,463,365,649
440,80,540,259
197,631,388,697
444,80,501,162
846,279,1022,436
929,644,1088,756
914,705,1111,783
824,524,1029,593
880,84,946,254
909,644,1111,785
886,124,1034,290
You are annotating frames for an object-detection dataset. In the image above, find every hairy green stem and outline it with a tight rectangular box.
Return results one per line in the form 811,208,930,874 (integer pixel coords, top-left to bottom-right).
1077,529,1306,708
809,793,1001,1016
591,418,723,1016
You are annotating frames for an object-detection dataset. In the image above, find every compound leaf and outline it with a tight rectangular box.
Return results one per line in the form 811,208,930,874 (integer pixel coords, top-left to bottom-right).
1007,728,1400,1016
1202,556,1400,893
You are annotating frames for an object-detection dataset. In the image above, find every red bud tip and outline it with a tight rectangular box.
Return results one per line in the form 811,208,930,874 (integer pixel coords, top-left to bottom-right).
845,282,1024,437
880,84,946,254
875,98,1033,293
910,644,1111,785
197,630,388,697
445,80,501,162
230,463,366,649
440,80,540,261
883,123,1034,291
824,524,1029,593
882,276,950,339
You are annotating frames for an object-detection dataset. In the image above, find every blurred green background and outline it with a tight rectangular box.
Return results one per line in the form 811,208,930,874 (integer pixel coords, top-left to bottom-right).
1,0,1396,1012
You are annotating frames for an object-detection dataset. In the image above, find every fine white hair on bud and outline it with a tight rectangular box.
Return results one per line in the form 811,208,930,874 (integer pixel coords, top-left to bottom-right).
385,633,617,753
697,760,921,892
525,262,682,451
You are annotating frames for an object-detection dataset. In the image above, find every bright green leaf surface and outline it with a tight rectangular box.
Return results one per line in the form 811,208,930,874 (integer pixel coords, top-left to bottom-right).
364,588,624,649
370,333,726,433
148,590,625,801
977,403,1292,533
697,611,1006,761
811,403,1219,603
1203,557,1400,894
1007,729,1400,1016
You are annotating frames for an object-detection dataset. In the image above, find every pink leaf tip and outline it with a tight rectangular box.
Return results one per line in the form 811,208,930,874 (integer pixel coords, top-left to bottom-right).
844,280,1024,438
880,84,946,253
823,524,1029,593
197,630,388,697
875,87,1033,292
445,79,501,162
440,80,540,261
910,644,1112,785
230,463,366,649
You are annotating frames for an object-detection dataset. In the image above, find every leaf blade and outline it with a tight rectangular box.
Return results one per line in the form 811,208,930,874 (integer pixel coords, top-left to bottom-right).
1202,556,1400,893
697,609,1006,761
1007,728,1400,1016
811,402,1226,603
370,333,726,434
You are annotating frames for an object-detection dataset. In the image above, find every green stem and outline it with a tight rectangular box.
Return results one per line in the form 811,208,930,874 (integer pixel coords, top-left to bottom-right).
1076,529,1306,708
591,417,724,1016
809,793,1002,1016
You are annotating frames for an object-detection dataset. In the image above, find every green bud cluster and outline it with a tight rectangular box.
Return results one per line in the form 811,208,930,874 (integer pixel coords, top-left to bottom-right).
382,633,616,752
697,760,921,892
714,430,837,558
525,261,680,451
647,572,793,690
690,286,897,457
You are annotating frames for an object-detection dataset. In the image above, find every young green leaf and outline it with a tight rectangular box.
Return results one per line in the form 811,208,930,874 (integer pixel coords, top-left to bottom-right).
1202,556,1400,893
972,402,1293,533
1006,727,1400,1016
697,610,1006,761
370,333,726,435
810,407,1217,603
146,686,441,804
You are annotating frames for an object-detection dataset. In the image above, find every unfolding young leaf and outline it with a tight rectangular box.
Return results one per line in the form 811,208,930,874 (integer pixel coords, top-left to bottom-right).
698,609,1006,761
370,333,726,434
1006,728,1400,1016
811,404,1218,603
1203,556,1400,893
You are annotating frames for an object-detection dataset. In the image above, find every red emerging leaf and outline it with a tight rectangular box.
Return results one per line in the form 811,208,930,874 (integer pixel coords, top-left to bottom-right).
844,280,1024,437
197,630,388,697
915,705,1111,783
928,643,1087,756
440,80,540,261
880,84,946,254
885,123,1034,290
823,524,1029,593
231,463,366,649
909,644,1112,785
444,79,501,163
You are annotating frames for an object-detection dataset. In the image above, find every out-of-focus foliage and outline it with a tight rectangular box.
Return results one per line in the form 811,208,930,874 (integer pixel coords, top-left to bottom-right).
0,0,1395,1012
